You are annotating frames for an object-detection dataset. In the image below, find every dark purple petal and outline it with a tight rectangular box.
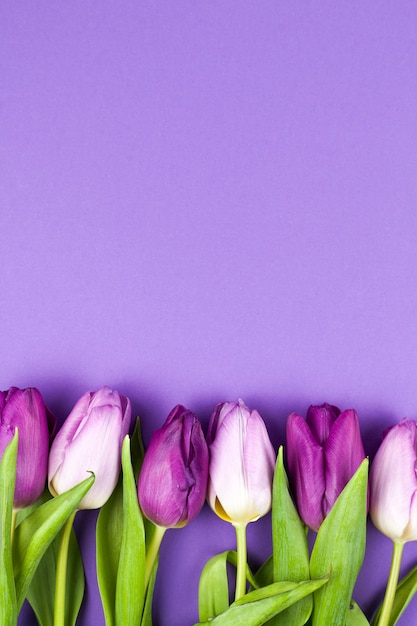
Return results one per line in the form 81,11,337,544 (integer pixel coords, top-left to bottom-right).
0,390,6,413
138,406,208,528
286,412,325,531
1,387,49,509
323,409,365,515
306,403,340,446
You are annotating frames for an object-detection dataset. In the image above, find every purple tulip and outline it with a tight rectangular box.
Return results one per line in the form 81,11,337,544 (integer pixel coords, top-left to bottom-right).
48,386,131,509
286,403,366,531
138,405,208,528
370,419,417,543
0,387,51,509
207,399,276,524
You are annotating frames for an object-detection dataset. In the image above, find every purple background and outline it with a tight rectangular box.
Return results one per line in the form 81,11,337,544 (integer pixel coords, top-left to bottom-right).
2,2,417,624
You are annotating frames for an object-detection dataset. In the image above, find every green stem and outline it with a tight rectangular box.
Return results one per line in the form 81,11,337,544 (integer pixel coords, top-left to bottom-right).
11,510,17,546
54,511,77,626
144,525,166,587
234,522,248,601
377,541,404,626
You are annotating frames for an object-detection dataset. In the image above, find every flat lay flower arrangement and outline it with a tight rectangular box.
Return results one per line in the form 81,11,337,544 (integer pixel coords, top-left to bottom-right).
1,388,417,626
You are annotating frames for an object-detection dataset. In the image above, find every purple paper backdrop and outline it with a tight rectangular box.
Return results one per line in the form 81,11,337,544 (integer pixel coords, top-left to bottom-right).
2,2,417,625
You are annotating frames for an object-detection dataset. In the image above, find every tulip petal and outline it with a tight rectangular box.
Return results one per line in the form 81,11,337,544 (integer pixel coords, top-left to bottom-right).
208,406,253,523
1,388,49,509
286,413,325,531
138,407,208,528
208,401,274,524
47,391,93,485
323,409,365,516
306,404,340,446
0,390,6,413
244,410,276,517
49,404,124,509
370,419,417,542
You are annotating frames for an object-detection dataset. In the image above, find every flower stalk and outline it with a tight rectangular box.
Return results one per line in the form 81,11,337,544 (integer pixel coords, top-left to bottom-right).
377,541,404,626
234,522,248,601
54,511,77,626
144,525,166,587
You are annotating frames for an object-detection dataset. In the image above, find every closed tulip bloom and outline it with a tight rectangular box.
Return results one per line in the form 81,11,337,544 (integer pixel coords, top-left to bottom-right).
48,386,131,509
0,387,50,509
207,399,276,525
138,405,208,528
370,419,417,543
286,403,366,531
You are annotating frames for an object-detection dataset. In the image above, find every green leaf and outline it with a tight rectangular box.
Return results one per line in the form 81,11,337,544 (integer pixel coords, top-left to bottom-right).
97,428,146,626
198,551,233,621
309,458,369,626
253,555,273,588
27,530,84,626
20,491,85,626
12,473,94,611
141,557,158,626
115,436,146,626
198,550,258,622
271,446,311,626
0,432,18,626
195,577,328,626
97,472,123,626
346,601,370,625
371,562,417,626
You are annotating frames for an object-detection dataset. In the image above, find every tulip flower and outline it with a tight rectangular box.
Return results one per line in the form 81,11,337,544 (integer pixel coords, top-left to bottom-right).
207,399,275,600
138,404,208,590
370,418,417,543
369,419,417,626
48,386,131,510
286,403,365,531
0,387,50,510
138,404,209,528
207,399,276,524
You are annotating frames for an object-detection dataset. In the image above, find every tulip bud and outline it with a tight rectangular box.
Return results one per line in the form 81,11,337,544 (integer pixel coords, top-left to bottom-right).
0,387,51,509
138,405,208,528
48,386,131,509
207,399,276,525
286,403,366,531
370,419,417,543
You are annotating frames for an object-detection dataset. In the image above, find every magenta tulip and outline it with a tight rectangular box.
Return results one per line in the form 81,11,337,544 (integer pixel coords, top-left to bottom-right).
207,399,276,524
0,387,51,509
286,403,366,531
370,419,417,543
48,386,131,509
138,405,208,528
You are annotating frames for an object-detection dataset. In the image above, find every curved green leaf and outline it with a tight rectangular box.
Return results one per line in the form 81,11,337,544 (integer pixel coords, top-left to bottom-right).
0,432,18,626
195,577,328,626
13,473,94,610
115,435,146,626
22,491,85,626
198,550,258,622
271,446,311,626
97,425,147,626
141,556,158,626
254,555,273,588
346,601,370,625
97,472,123,626
310,458,368,626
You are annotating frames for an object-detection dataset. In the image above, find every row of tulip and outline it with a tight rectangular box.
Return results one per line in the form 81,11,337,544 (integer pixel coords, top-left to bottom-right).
0,386,416,626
